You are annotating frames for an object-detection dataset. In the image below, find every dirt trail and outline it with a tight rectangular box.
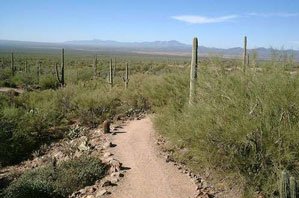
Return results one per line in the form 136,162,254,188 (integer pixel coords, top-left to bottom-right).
0,87,24,94
109,116,196,198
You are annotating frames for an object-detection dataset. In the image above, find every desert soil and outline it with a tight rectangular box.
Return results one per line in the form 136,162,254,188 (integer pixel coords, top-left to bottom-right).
0,87,24,94
109,116,196,198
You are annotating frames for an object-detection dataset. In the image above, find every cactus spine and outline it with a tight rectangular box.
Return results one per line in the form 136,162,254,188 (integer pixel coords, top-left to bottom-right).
280,170,288,198
243,36,247,72
123,62,129,89
290,176,296,198
189,37,198,105
109,59,113,88
55,49,65,86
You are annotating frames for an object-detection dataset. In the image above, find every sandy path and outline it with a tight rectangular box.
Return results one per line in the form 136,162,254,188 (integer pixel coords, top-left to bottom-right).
0,87,24,94
109,116,196,198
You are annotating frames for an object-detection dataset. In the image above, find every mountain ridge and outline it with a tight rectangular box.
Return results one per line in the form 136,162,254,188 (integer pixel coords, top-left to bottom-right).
0,39,298,61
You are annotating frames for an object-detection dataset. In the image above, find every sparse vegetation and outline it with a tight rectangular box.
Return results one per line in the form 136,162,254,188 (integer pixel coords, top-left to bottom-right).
0,49,298,197
2,157,107,198
154,62,299,196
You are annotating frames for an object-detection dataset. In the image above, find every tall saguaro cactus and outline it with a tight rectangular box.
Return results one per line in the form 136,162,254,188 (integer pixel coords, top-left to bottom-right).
109,59,113,88
55,49,65,86
243,36,247,72
61,48,65,85
189,37,198,105
123,62,129,89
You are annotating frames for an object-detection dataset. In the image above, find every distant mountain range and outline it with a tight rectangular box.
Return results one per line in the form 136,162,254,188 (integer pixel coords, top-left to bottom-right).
65,39,188,48
0,39,298,61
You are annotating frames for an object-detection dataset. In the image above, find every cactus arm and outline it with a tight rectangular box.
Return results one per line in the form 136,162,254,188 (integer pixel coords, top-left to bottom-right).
55,63,61,83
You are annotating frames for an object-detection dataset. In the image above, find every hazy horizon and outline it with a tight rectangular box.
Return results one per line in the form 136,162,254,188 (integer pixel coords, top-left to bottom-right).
1,0,299,49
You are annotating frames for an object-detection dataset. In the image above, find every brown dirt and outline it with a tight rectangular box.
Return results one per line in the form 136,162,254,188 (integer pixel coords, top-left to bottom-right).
109,116,197,198
0,87,24,94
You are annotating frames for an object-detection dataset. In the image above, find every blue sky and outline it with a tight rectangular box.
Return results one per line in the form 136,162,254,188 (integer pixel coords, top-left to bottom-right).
0,0,299,49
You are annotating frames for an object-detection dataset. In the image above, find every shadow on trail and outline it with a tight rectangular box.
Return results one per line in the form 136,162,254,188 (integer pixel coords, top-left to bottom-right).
120,166,131,171
112,131,127,135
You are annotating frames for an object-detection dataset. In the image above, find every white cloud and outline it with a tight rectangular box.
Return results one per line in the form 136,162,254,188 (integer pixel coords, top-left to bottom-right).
171,15,238,24
172,12,299,25
248,12,299,17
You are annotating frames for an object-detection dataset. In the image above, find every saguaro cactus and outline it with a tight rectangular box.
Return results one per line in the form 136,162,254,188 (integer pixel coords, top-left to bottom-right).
290,176,296,198
109,59,113,88
243,36,247,72
279,171,297,198
123,62,129,89
61,48,65,85
11,52,16,75
55,49,65,86
280,170,288,198
93,55,97,78
189,37,198,105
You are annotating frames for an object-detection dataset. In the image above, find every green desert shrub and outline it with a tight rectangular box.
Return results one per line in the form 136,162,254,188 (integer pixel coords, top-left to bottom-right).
0,90,68,166
0,68,15,87
11,72,37,88
39,75,58,90
154,66,299,196
0,102,37,165
66,67,94,83
2,157,107,198
0,104,51,166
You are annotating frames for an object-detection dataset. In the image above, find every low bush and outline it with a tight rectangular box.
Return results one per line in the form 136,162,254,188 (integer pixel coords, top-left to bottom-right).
0,89,67,166
39,75,58,90
11,73,37,88
2,157,107,198
0,68,16,87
